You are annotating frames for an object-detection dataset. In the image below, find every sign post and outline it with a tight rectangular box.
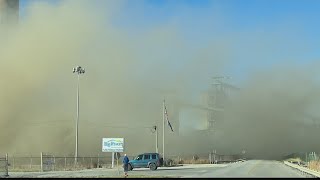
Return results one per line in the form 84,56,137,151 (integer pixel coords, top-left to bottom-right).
116,153,120,176
112,152,114,168
102,138,124,169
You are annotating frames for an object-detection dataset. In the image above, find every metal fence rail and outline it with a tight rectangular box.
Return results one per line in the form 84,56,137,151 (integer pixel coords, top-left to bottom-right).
6,153,117,172
165,153,242,165
209,153,243,164
4,152,239,172
166,154,211,165
8,156,41,171
41,153,55,172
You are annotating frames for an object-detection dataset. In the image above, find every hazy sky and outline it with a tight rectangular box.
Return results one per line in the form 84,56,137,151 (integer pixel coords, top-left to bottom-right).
2,0,319,158
19,0,320,87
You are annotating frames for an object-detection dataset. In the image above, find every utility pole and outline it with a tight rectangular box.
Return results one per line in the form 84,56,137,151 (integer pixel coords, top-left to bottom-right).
163,99,165,164
154,126,159,153
73,66,85,165
207,76,232,131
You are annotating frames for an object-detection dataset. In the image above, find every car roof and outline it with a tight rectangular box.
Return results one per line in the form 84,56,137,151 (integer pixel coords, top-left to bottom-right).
138,153,159,155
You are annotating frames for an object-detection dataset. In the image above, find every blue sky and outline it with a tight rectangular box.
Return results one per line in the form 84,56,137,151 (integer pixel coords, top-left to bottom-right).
19,0,320,87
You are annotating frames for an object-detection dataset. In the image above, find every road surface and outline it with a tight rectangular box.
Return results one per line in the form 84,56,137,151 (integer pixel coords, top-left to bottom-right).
8,160,307,178
181,160,307,178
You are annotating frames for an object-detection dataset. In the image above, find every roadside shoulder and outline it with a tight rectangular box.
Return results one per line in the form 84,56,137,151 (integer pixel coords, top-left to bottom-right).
284,161,320,178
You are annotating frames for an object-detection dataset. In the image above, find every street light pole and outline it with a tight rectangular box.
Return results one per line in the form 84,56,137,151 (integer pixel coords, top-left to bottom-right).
163,99,165,163
73,66,85,164
153,126,158,153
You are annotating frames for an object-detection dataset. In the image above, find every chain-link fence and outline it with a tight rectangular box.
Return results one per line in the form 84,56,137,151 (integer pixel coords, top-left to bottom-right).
6,153,118,172
306,152,318,163
166,154,211,165
0,154,9,177
50,156,114,171
305,152,319,171
5,152,238,173
208,153,243,164
8,155,41,172
285,152,318,164
41,153,55,172
165,152,244,165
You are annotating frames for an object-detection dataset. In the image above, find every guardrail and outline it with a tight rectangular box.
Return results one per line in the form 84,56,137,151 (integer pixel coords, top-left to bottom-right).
284,161,320,178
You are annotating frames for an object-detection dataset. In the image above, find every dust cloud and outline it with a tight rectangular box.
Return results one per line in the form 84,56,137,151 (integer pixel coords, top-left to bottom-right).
1,0,319,160
219,64,320,159
0,0,228,156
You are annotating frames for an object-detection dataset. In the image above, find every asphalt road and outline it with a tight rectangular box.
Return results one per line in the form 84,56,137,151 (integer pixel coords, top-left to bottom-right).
181,160,307,178
8,160,307,178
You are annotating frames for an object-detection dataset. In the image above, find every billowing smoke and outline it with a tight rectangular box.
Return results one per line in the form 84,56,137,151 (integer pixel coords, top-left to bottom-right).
0,0,228,156
1,0,319,160
219,64,320,159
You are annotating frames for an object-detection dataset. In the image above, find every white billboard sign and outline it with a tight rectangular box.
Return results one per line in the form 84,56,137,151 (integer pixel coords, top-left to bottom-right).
102,138,124,152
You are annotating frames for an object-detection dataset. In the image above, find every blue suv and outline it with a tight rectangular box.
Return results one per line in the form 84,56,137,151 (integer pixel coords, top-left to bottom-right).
128,153,163,171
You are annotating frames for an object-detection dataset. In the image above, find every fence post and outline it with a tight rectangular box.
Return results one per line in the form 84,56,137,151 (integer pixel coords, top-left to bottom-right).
306,152,308,163
90,155,92,168
12,155,14,170
40,152,43,172
30,155,32,169
212,150,214,164
112,152,115,168
212,152,214,164
97,154,100,168
64,156,67,171
53,156,55,171
5,153,8,177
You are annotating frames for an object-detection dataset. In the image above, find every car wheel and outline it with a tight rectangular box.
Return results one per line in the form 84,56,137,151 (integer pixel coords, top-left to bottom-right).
128,164,133,171
149,163,157,171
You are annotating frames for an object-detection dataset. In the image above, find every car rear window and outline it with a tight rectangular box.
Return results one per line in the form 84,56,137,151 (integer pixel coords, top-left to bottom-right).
144,154,150,160
152,154,157,159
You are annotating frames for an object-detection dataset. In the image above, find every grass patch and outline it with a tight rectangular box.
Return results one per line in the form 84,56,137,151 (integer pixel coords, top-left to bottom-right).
308,161,320,172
